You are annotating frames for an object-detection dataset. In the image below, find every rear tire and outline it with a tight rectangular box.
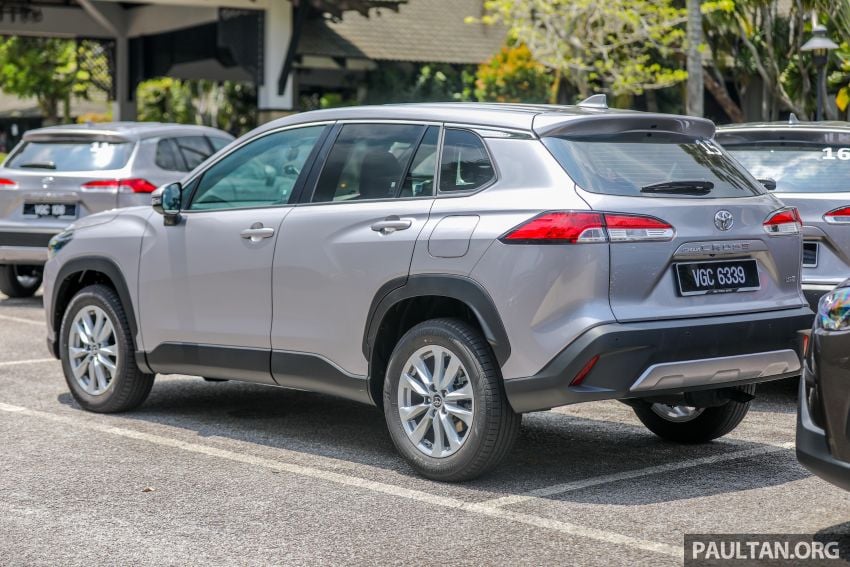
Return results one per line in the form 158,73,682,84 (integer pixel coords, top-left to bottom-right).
384,318,520,482
631,385,755,443
60,284,154,413
0,264,42,298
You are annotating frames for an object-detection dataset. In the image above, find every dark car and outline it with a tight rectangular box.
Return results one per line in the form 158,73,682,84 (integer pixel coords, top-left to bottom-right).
797,280,850,490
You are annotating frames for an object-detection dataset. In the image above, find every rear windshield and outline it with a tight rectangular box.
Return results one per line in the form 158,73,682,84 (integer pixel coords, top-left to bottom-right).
725,143,850,193
543,136,764,198
7,140,134,171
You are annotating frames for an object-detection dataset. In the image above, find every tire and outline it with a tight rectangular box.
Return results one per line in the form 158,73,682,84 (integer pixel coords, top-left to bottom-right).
0,264,42,298
383,318,520,482
60,284,154,413
631,385,756,443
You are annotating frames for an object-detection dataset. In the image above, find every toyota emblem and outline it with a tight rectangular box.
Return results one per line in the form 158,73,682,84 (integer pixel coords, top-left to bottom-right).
714,210,734,231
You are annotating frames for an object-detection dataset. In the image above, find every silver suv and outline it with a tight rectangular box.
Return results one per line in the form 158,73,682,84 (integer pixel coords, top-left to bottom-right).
0,122,233,297
716,119,850,309
43,101,812,481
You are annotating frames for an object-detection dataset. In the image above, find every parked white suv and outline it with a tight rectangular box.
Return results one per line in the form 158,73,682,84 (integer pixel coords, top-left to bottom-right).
43,102,811,481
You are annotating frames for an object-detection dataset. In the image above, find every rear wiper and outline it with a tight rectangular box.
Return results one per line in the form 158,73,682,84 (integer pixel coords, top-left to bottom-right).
18,162,56,170
640,180,714,195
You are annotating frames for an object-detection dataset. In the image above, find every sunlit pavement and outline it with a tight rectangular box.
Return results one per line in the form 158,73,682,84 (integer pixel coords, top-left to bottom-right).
1,292,848,566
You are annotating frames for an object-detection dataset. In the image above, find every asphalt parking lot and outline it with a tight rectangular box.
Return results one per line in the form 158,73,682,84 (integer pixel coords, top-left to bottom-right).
1,291,849,566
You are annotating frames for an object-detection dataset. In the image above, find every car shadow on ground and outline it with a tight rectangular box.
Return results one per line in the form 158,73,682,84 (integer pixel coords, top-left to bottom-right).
57,374,809,504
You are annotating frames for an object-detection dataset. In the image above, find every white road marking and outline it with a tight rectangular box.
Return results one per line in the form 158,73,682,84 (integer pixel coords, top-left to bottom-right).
0,314,44,326
0,401,682,558
0,358,56,367
478,442,794,510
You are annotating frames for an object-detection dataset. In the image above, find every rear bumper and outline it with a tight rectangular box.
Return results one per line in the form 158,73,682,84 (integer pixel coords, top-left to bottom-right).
0,245,48,264
0,231,56,264
504,306,813,413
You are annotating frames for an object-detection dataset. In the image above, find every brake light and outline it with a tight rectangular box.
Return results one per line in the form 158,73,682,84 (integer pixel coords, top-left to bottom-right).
500,211,674,244
82,178,157,193
0,178,17,189
824,206,850,224
763,207,801,235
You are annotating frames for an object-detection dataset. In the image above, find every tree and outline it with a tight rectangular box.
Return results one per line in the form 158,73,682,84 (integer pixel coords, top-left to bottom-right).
703,0,850,121
475,43,553,103
477,0,690,98
0,37,107,124
686,0,704,116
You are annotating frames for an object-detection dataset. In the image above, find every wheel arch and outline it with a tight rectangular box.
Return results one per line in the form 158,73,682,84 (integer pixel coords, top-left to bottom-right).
363,275,511,405
50,257,142,368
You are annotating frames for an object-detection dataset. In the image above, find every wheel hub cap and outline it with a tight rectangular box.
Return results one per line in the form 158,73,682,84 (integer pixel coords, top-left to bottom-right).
397,345,474,459
68,305,118,396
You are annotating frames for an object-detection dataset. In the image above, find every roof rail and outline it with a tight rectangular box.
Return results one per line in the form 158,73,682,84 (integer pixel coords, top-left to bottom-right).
577,94,608,110
788,113,799,125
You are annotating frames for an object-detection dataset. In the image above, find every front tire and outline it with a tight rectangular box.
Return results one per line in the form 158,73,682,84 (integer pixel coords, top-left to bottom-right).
60,284,154,413
631,385,755,443
0,264,42,298
384,318,520,482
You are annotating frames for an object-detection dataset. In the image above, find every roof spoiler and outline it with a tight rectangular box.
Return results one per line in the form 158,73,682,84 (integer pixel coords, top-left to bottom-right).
22,130,131,144
534,113,716,140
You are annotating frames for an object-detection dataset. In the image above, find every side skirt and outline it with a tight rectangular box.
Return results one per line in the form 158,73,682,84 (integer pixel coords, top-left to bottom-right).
144,342,372,405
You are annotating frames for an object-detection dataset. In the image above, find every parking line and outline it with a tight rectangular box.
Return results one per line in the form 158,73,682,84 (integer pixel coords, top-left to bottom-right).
478,442,794,510
0,401,682,558
0,358,56,367
0,314,44,326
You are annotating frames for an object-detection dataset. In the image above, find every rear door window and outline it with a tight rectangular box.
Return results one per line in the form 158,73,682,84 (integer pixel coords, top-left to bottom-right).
311,123,424,203
7,140,133,171
726,143,850,193
439,129,495,193
543,136,764,198
175,136,215,171
155,138,185,171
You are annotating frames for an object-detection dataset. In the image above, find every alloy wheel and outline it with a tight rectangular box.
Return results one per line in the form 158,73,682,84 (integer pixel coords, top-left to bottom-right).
397,345,474,458
650,403,705,423
68,305,119,396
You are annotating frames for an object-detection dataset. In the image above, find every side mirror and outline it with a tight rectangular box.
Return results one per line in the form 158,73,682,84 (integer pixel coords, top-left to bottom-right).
152,182,182,225
758,178,777,191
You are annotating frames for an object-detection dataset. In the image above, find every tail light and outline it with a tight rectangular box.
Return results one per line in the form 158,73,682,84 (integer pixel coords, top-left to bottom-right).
0,178,17,189
824,206,850,224
82,178,157,194
500,211,674,244
763,207,801,235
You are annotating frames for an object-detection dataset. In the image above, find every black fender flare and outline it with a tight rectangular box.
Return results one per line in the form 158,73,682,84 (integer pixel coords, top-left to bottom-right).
363,274,511,366
50,256,141,364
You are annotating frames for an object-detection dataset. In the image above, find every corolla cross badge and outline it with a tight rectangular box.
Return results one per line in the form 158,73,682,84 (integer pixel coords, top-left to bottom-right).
714,210,734,231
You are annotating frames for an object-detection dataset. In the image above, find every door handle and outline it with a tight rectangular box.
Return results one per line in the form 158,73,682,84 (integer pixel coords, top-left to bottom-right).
371,216,413,235
240,223,275,242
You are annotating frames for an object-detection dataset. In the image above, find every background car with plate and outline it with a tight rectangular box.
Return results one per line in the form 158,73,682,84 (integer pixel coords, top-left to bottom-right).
0,122,232,298
717,119,850,310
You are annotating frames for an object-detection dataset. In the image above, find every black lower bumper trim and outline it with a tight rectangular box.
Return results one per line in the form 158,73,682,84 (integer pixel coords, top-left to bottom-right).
797,374,850,491
505,306,813,413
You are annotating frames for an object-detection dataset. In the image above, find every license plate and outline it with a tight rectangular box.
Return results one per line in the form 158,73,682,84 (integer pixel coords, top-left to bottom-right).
803,242,818,268
23,202,76,219
675,260,760,296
